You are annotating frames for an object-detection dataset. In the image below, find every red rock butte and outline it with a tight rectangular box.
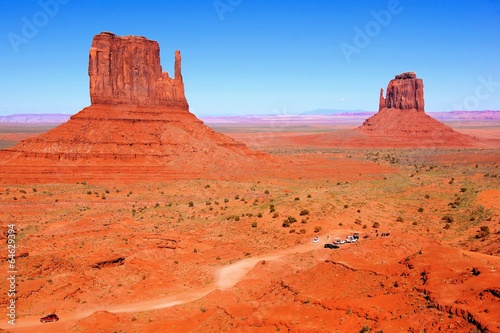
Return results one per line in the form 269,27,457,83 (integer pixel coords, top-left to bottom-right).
0,32,271,182
356,71,475,145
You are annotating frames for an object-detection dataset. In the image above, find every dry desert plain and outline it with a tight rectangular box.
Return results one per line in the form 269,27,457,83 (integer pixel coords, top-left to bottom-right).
0,119,499,333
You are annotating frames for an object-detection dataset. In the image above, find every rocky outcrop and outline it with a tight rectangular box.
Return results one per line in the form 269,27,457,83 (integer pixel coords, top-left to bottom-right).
0,32,271,181
355,72,476,146
379,71,424,111
89,32,188,109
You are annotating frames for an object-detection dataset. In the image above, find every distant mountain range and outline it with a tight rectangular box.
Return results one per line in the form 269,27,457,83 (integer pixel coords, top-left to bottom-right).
0,110,499,124
0,114,72,123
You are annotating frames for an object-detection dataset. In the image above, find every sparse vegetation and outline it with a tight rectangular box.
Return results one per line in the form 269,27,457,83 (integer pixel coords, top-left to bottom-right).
299,209,309,216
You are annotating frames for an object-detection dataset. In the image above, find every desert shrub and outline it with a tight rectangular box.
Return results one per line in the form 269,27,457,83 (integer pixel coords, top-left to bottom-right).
205,184,210,189
87,191,92,195
32,188,37,192
448,178,454,184
412,221,418,226
300,229,306,234
354,218,362,225
396,216,404,222
299,209,309,216
339,222,343,226
294,197,300,201
282,221,290,228
188,201,194,207
264,189,269,194
314,226,322,233
442,215,454,223
257,213,263,218
460,187,467,192
470,216,476,221
363,224,367,229
418,207,424,213
372,222,380,228
224,198,229,203
289,229,295,233
443,223,451,229
343,204,349,209
425,194,430,199
235,195,240,200
270,204,276,213
251,222,257,228
476,226,490,239
206,200,211,205
359,325,371,333
307,194,312,198
287,216,297,223
235,216,240,221
105,189,110,194
272,212,279,218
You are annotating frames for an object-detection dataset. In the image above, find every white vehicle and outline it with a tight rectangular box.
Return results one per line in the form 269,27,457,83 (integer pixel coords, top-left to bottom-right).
334,237,345,245
346,235,358,243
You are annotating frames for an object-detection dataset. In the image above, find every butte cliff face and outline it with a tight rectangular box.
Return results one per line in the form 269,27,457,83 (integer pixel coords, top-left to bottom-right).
379,72,424,111
89,32,188,108
357,72,475,146
0,32,269,181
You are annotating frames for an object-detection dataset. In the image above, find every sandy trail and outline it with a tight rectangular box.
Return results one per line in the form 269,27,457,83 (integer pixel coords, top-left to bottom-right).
0,237,326,331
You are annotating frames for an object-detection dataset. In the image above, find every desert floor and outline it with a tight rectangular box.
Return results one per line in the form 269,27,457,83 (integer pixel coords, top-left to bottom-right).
0,121,499,333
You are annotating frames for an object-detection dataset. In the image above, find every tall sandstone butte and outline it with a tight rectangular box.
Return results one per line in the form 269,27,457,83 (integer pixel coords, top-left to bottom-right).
0,32,270,182
358,71,475,146
379,72,424,111
89,32,188,108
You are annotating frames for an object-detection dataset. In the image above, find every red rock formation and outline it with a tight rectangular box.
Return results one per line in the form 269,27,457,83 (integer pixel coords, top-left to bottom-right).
355,72,475,146
89,32,188,108
0,32,271,180
380,71,424,111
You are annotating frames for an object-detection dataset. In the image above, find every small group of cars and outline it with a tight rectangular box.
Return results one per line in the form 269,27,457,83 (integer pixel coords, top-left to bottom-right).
320,233,359,249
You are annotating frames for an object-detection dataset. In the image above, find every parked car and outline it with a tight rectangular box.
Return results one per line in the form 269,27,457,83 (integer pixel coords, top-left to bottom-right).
346,235,358,243
353,233,359,240
324,243,339,249
40,313,59,323
334,238,345,245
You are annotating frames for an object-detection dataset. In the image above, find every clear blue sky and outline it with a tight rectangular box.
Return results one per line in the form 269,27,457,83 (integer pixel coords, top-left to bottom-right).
1,0,500,117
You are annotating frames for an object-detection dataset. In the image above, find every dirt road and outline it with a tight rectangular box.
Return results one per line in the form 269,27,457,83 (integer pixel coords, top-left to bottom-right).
0,236,329,332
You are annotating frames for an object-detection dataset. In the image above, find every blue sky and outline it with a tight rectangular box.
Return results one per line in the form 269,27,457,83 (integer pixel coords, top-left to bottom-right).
1,0,499,117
